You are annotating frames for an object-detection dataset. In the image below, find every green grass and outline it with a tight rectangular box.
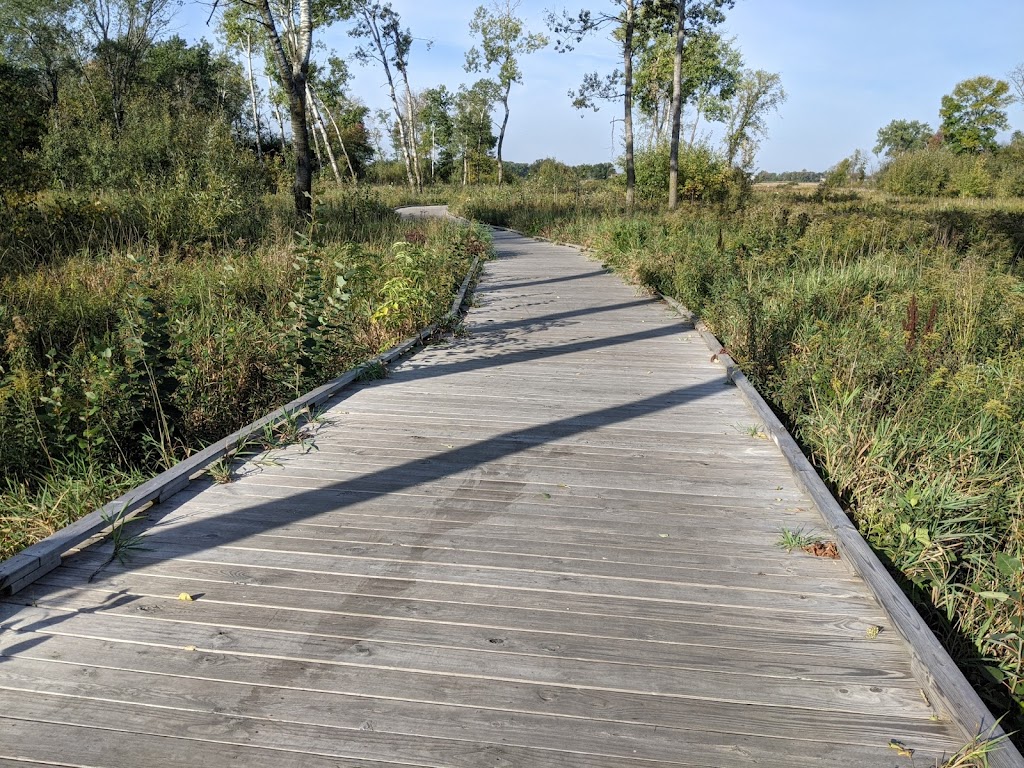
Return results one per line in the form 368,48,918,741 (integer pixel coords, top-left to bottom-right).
451,181,1024,742
775,527,820,553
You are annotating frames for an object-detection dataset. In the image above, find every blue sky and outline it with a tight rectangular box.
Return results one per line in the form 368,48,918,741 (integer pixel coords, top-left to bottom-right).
174,1,1024,172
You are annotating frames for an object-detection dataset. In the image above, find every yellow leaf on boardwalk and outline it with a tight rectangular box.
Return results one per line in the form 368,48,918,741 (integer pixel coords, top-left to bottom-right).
178,593,194,602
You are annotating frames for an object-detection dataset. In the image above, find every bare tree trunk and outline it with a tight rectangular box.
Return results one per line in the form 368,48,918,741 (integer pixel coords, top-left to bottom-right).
401,75,422,190
308,86,342,184
496,83,511,185
356,8,416,189
623,0,636,210
273,100,286,147
256,0,314,219
244,32,263,160
316,90,358,183
687,96,703,149
668,0,686,210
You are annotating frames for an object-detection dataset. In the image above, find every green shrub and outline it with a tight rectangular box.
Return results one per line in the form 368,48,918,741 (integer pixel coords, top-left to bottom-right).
631,143,732,203
878,149,956,196
948,156,996,198
0,63,48,199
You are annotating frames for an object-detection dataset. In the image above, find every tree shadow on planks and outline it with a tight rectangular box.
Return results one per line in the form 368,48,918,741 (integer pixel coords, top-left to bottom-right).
1,367,731,648
394,314,691,388
461,297,661,337
480,268,612,293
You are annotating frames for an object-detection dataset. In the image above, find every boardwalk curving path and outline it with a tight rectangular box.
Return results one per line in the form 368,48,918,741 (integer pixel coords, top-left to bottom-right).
0,206,980,765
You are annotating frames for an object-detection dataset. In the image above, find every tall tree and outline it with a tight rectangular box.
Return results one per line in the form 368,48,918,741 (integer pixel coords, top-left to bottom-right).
0,0,78,108
216,0,351,218
250,0,314,217
464,0,547,185
722,68,784,171
665,0,733,209
218,5,266,158
350,1,421,190
418,85,456,182
80,0,180,130
549,0,641,208
940,76,1015,154
873,119,933,157
454,78,499,185
633,30,738,147
310,56,366,182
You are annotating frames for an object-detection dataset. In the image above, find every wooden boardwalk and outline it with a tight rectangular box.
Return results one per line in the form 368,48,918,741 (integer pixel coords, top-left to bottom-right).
0,208,980,766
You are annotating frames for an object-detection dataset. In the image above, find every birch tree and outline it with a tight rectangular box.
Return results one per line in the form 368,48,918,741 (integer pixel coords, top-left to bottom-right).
310,57,361,182
454,78,499,185
215,0,351,218
464,0,547,185
350,1,422,190
218,5,265,158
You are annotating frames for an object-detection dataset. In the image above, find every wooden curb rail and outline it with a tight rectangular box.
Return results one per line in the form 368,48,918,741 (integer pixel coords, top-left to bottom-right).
0,253,481,598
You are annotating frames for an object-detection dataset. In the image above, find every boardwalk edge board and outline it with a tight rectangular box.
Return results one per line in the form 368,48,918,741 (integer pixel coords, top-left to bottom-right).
0,253,481,598
659,284,1022,764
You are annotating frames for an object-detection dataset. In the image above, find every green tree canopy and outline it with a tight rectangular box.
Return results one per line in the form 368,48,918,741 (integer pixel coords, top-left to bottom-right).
873,119,933,157
722,68,784,170
939,75,1014,154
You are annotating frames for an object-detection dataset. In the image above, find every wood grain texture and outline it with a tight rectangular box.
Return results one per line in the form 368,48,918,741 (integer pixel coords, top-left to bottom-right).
0,207,997,766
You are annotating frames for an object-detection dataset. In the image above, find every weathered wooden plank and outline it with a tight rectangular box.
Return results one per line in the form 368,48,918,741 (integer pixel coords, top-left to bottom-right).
1,630,952,750
0,656,960,763
129,507,843,572
0,606,926,717
23,570,903,659
0,692,942,768
221,468,808,506
55,543,877,613
167,484,825,536
7,588,910,687
235,451,794,488
42,558,885,635
194,473,805,513
134,533,850,592
0,716,422,768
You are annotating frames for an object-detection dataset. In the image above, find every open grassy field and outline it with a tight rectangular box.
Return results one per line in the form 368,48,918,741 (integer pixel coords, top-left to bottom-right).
451,182,1024,736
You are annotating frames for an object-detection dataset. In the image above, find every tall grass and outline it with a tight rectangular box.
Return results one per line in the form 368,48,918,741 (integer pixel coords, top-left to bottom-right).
452,183,1024,736
0,185,490,560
